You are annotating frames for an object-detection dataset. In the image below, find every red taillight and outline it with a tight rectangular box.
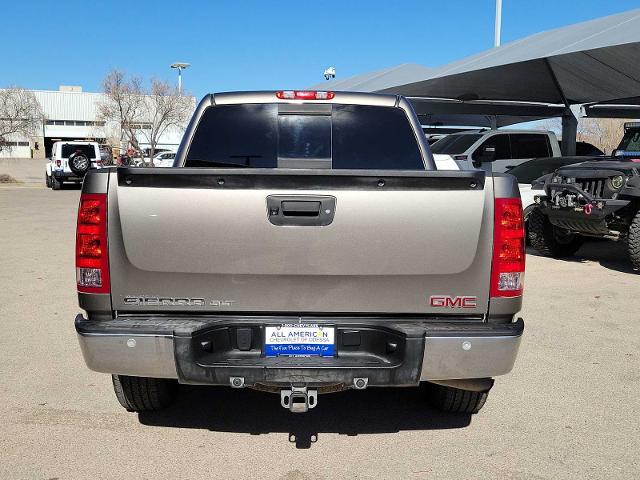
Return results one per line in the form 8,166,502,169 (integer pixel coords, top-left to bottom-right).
490,198,525,298
56,159,61,167
276,90,335,100
79,199,102,224
76,193,109,294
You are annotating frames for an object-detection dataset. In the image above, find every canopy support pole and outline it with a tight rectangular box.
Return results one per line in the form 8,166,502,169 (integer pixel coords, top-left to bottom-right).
545,59,576,156
561,110,578,156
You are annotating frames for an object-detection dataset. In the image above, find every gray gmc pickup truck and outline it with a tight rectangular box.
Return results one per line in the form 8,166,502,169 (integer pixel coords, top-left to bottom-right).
75,91,525,415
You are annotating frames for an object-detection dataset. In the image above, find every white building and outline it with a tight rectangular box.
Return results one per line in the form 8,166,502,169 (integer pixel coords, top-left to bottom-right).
1,85,195,159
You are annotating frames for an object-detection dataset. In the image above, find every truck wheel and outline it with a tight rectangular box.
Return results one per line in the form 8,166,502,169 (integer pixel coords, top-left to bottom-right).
51,176,62,190
112,375,178,412
628,210,640,270
423,382,489,414
528,206,583,257
46,174,52,188
523,205,536,245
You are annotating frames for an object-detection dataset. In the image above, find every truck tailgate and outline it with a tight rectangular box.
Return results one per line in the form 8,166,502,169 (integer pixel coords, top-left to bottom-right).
108,168,493,315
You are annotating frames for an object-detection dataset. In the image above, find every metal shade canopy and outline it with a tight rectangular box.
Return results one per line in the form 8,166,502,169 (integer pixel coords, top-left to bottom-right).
584,96,640,118
378,9,640,105
313,9,640,107
410,98,566,128
310,9,640,150
311,64,564,127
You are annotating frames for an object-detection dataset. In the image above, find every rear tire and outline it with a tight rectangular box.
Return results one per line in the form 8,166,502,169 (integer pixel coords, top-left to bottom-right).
68,152,90,176
523,205,535,245
51,176,62,190
112,375,178,412
528,206,583,257
45,174,52,188
628,209,640,271
423,382,489,414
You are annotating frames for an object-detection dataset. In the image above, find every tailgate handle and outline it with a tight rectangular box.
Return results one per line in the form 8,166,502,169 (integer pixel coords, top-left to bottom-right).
281,201,321,217
267,195,336,226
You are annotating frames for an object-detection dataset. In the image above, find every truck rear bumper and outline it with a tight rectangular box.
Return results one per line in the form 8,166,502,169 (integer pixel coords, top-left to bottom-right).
75,315,523,386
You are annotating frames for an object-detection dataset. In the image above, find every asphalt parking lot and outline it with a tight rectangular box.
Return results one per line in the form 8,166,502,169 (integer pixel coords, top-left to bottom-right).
1,184,639,480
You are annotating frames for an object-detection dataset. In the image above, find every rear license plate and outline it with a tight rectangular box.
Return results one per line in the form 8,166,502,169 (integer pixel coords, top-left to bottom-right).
264,324,335,357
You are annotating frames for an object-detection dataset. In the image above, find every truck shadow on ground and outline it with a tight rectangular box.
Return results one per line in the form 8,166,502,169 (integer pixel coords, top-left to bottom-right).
139,385,472,448
526,239,638,275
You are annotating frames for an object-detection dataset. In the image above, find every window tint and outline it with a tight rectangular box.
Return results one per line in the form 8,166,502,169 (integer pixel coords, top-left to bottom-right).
472,134,511,161
187,104,277,167
185,103,424,170
61,144,97,159
510,134,550,159
430,133,482,154
331,105,423,169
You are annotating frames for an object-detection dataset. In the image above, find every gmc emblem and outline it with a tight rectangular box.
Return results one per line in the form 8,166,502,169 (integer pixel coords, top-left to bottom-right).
429,295,478,309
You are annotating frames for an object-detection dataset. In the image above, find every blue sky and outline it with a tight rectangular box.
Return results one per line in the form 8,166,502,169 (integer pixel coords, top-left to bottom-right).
2,0,639,99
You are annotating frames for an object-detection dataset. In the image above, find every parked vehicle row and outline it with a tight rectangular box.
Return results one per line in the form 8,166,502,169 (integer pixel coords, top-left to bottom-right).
451,121,640,270
427,127,636,269
45,145,177,190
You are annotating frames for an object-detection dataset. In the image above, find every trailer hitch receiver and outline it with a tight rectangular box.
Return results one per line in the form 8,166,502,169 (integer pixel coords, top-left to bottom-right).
280,386,318,413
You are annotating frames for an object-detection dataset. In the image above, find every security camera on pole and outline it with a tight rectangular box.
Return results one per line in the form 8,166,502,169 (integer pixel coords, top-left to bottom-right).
323,66,336,80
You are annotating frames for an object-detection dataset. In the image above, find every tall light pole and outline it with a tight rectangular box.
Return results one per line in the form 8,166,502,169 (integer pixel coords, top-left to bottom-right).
170,62,190,94
494,0,502,47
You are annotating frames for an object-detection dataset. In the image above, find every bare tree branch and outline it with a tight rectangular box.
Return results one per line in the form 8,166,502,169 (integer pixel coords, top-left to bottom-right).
0,88,44,152
97,70,192,164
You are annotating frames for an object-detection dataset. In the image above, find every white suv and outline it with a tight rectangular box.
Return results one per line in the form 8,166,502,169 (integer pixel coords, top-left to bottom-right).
430,130,561,172
46,141,102,190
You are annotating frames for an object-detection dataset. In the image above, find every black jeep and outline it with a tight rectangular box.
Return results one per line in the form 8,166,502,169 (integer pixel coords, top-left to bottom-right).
529,122,640,270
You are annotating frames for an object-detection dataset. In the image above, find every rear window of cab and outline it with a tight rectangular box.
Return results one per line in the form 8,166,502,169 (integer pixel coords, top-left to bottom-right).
185,103,425,170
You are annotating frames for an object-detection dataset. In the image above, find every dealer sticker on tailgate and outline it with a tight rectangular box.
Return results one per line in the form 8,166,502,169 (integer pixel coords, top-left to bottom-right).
264,324,335,357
